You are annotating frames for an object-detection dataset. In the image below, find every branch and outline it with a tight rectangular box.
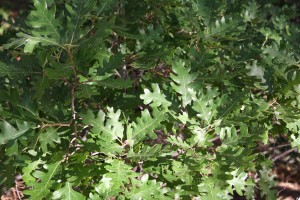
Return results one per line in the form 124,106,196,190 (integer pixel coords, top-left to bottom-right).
272,147,298,162
70,85,76,120
39,123,71,130
65,45,79,136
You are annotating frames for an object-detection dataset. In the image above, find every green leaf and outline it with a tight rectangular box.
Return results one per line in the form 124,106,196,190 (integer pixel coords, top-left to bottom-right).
204,16,242,40
98,78,133,89
0,121,33,145
96,0,115,15
33,76,49,100
5,139,19,156
94,175,113,197
170,59,197,107
135,24,163,51
80,107,124,154
8,0,63,52
103,159,137,194
140,83,171,108
25,39,40,54
259,27,282,44
24,162,62,200
96,53,123,77
53,182,85,200
286,119,300,133
263,42,299,67
126,177,167,200
4,33,62,53
64,0,97,44
246,60,266,83
258,167,276,199
127,108,166,145
226,169,248,195
0,60,39,77
192,0,220,26
191,126,207,147
192,88,221,125
127,144,162,161
22,159,46,186
81,107,124,140
39,127,66,153
198,177,232,200
28,0,61,41
76,84,98,98
167,135,192,150
291,134,300,150
44,63,73,80
171,160,193,184
0,61,15,77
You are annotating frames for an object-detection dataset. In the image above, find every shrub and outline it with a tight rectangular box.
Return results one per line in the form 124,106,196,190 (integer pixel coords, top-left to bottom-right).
1,0,300,199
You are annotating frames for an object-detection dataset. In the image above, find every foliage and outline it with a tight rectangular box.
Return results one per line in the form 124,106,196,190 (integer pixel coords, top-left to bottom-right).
0,0,300,199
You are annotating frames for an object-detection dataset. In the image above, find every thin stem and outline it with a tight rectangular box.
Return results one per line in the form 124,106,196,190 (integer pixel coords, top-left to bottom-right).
15,180,22,200
40,123,71,130
71,86,76,120
209,136,220,143
65,45,79,135
272,147,298,161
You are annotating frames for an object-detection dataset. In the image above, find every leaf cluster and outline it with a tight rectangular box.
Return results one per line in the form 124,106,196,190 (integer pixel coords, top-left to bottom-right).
1,0,300,199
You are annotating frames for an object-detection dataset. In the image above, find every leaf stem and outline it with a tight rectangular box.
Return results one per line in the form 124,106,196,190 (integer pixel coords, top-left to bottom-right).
39,123,71,130
65,45,79,135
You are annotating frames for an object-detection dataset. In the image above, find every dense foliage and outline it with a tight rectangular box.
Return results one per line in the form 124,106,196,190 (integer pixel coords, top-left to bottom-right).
1,0,300,199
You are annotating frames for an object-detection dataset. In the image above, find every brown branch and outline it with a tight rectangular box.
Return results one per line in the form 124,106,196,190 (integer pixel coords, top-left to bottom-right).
70,85,76,120
271,143,291,150
65,45,79,136
272,147,298,162
62,136,81,163
39,123,71,129
39,123,86,130
67,56,78,120
14,180,22,200
209,136,220,143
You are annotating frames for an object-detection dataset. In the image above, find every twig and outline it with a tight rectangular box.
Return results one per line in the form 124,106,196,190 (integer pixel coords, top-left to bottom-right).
209,136,220,143
71,85,76,120
90,152,102,156
277,185,286,197
39,123,71,129
65,45,78,123
62,136,77,163
15,180,22,200
272,147,298,162
271,143,290,149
